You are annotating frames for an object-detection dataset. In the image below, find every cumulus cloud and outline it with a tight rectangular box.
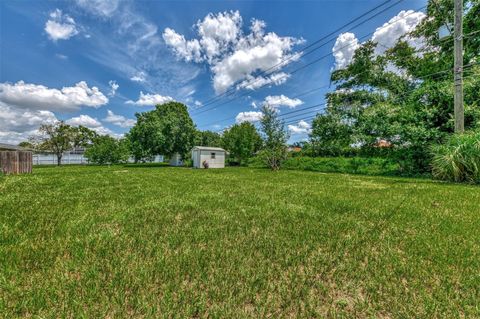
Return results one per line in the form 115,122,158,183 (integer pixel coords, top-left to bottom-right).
332,10,426,70
263,95,303,109
108,80,119,97
371,10,426,55
126,91,173,106
44,9,79,41
0,81,108,112
66,114,102,127
66,114,120,137
288,120,311,134
163,11,301,93
332,32,360,70
0,101,59,144
163,28,203,63
235,111,263,123
103,109,136,128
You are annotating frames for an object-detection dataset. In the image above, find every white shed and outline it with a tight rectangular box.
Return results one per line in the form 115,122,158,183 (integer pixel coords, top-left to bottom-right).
191,146,226,169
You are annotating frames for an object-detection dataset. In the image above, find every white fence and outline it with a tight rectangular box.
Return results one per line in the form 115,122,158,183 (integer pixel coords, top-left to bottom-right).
33,153,164,165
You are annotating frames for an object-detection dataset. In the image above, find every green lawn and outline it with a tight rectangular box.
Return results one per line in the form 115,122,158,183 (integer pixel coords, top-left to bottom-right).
1,166,479,318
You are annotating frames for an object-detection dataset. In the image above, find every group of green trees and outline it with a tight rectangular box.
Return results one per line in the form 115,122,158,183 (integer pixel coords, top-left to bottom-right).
21,122,130,166
126,102,288,169
25,102,290,169
305,0,479,174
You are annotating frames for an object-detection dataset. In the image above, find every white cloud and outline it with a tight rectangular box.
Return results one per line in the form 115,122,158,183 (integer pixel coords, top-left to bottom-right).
194,100,202,107
211,32,300,93
0,81,108,112
130,71,147,82
126,91,173,106
0,130,39,145
108,80,119,97
332,10,426,70
197,11,243,62
0,101,59,144
332,32,360,70
103,110,136,128
162,28,203,63
263,94,303,109
371,10,426,55
163,11,301,93
237,72,290,90
288,120,311,134
66,114,102,127
66,114,120,137
235,111,263,123
0,102,58,144
44,9,79,41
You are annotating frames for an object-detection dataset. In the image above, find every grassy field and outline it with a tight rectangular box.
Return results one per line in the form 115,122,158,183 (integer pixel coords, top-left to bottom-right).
1,166,479,318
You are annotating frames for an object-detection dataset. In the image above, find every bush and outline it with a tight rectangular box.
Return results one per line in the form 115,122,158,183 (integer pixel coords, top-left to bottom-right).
85,136,130,165
431,132,480,183
249,156,400,175
183,158,193,168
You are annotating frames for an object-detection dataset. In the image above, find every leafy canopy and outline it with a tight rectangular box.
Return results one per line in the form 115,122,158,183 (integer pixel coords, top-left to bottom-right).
222,122,262,165
259,105,289,170
128,102,197,161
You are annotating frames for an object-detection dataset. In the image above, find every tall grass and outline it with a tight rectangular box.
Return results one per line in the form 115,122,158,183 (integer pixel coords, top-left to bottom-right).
431,131,480,183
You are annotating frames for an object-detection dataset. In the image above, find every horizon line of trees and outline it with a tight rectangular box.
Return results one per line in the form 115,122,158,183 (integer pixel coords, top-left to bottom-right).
21,102,291,169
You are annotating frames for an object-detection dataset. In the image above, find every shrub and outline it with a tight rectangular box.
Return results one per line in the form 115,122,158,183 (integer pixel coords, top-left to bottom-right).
183,158,193,168
85,136,130,165
251,156,400,176
431,132,480,183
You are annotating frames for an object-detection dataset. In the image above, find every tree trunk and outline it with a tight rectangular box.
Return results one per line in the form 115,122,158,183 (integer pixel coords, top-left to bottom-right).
57,154,62,166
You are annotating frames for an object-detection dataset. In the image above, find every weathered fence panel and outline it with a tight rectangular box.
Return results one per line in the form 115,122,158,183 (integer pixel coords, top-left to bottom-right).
0,151,32,174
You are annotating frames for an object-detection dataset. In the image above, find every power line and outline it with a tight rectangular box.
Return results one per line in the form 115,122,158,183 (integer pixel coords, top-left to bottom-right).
193,5,427,117
210,63,479,132
207,38,479,132
283,65,480,127
197,84,331,128
194,1,413,115
191,0,407,113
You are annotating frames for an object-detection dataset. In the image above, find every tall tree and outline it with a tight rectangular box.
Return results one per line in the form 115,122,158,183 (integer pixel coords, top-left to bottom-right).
259,106,289,170
85,136,130,165
127,102,197,161
196,130,223,147
71,126,98,149
37,122,75,166
222,122,262,165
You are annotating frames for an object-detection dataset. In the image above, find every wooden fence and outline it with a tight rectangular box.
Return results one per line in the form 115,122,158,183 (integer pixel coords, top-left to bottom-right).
0,151,33,174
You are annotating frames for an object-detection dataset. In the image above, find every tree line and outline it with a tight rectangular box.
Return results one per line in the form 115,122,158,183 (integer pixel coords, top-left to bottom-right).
23,102,290,170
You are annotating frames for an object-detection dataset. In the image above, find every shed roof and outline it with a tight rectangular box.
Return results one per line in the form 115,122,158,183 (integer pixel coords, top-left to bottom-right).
0,143,27,151
192,146,226,152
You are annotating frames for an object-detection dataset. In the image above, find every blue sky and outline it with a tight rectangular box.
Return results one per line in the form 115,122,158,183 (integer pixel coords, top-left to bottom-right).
0,0,426,144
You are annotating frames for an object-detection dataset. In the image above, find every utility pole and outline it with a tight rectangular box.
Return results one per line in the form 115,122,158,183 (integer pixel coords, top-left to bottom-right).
454,0,464,133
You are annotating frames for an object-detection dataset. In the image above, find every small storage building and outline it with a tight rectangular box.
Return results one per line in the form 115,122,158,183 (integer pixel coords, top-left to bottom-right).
191,146,226,169
0,143,33,174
